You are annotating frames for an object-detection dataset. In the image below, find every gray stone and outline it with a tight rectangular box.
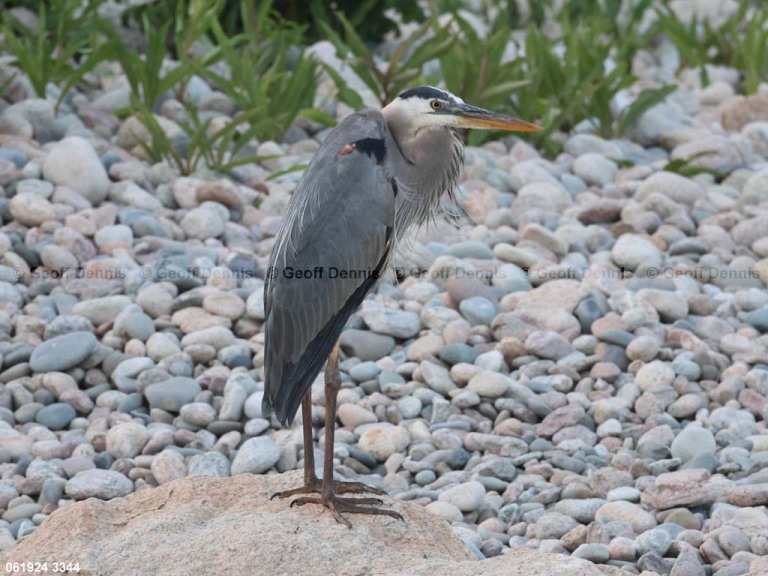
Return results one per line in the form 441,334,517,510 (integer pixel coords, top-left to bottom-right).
670,426,717,463
421,361,457,396
243,392,265,420
111,357,155,383
743,306,768,331
2,503,43,523
1,99,55,142
637,551,670,574
670,542,705,576
94,224,133,249
554,499,606,524
117,311,156,341
635,527,672,557
359,303,421,339
437,481,485,512
447,241,494,259
42,136,110,203
358,425,410,461
339,329,395,361
106,422,151,458
151,450,187,485
467,372,510,398
338,404,377,428
637,171,703,206
16,178,54,198
718,526,752,557
564,134,624,159
349,361,380,382
188,451,231,477
35,403,76,430
73,296,132,326
611,234,663,271
595,501,657,533
525,331,572,360
39,477,65,507
459,297,496,327
0,148,28,168
572,153,618,186
144,377,202,412
637,289,689,322
180,403,217,427
180,205,227,239
572,543,610,563
231,437,280,475
630,101,692,145
635,360,675,392
534,511,579,539
219,381,247,421
65,469,133,500
492,264,532,293
29,331,97,372
439,344,478,365
45,315,95,339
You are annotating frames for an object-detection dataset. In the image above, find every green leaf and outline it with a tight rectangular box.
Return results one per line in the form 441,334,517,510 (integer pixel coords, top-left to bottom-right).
479,79,532,101
322,64,365,109
267,163,309,181
617,85,677,136
298,108,337,126
663,151,727,181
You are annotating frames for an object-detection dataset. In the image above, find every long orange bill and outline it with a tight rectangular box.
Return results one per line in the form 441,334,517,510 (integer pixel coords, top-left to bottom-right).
453,103,543,132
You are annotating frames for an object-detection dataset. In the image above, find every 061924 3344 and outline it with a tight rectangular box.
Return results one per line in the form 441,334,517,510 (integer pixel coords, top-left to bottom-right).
5,561,81,573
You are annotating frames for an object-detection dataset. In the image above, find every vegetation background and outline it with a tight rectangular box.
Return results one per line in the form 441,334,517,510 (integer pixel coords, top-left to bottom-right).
1,0,766,172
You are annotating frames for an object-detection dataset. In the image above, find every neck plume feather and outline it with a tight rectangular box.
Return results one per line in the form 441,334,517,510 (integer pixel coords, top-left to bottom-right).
384,127,464,235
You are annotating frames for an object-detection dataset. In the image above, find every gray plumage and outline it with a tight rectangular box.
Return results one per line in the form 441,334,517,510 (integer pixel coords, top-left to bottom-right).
263,111,397,425
262,86,540,426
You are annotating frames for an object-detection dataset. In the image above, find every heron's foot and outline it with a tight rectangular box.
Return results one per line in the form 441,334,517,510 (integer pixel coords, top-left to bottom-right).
335,480,387,496
290,493,402,528
270,475,322,500
271,477,385,500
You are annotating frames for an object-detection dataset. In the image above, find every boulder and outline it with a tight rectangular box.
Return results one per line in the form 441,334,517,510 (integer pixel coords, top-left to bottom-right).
3,472,623,576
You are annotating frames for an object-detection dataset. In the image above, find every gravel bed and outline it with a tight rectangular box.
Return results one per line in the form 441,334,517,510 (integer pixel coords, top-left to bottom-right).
1,2,768,575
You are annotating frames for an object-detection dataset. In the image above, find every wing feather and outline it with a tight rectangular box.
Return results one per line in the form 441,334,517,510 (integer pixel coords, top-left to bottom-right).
263,110,395,425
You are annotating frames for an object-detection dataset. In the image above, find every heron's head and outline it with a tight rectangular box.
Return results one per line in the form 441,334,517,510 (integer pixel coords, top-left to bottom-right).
382,86,542,134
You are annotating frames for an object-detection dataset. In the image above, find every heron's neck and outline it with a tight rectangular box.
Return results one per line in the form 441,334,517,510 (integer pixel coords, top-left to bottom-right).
383,124,464,229
385,126,463,195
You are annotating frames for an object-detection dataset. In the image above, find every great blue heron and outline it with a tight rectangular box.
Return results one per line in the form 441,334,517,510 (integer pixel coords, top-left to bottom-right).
263,86,541,526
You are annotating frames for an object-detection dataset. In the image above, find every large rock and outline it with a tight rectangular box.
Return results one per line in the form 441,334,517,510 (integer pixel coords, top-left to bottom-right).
2,472,624,576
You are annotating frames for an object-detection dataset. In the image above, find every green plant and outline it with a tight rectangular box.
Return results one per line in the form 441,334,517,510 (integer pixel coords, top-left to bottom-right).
113,0,328,173
134,106,271,175
697,2,768,95
197,0,328,142
274,0,426,44
733,13,768,94
1,1,106,97
439,12,532,146
100,17,195,112
321,13,454,106
662,151,727,181
0,71,17,99
654,2,768,93
509,0,671,152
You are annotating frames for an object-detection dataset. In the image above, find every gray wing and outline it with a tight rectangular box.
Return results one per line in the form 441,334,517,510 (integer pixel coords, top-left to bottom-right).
263,110,395,426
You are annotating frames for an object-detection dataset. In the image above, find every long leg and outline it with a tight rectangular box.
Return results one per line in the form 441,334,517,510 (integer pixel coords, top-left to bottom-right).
271,387,386,500
271,395,320,498
290,342,402,526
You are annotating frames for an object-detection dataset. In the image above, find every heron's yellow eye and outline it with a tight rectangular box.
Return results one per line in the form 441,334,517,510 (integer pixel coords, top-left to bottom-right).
430,100,441,110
